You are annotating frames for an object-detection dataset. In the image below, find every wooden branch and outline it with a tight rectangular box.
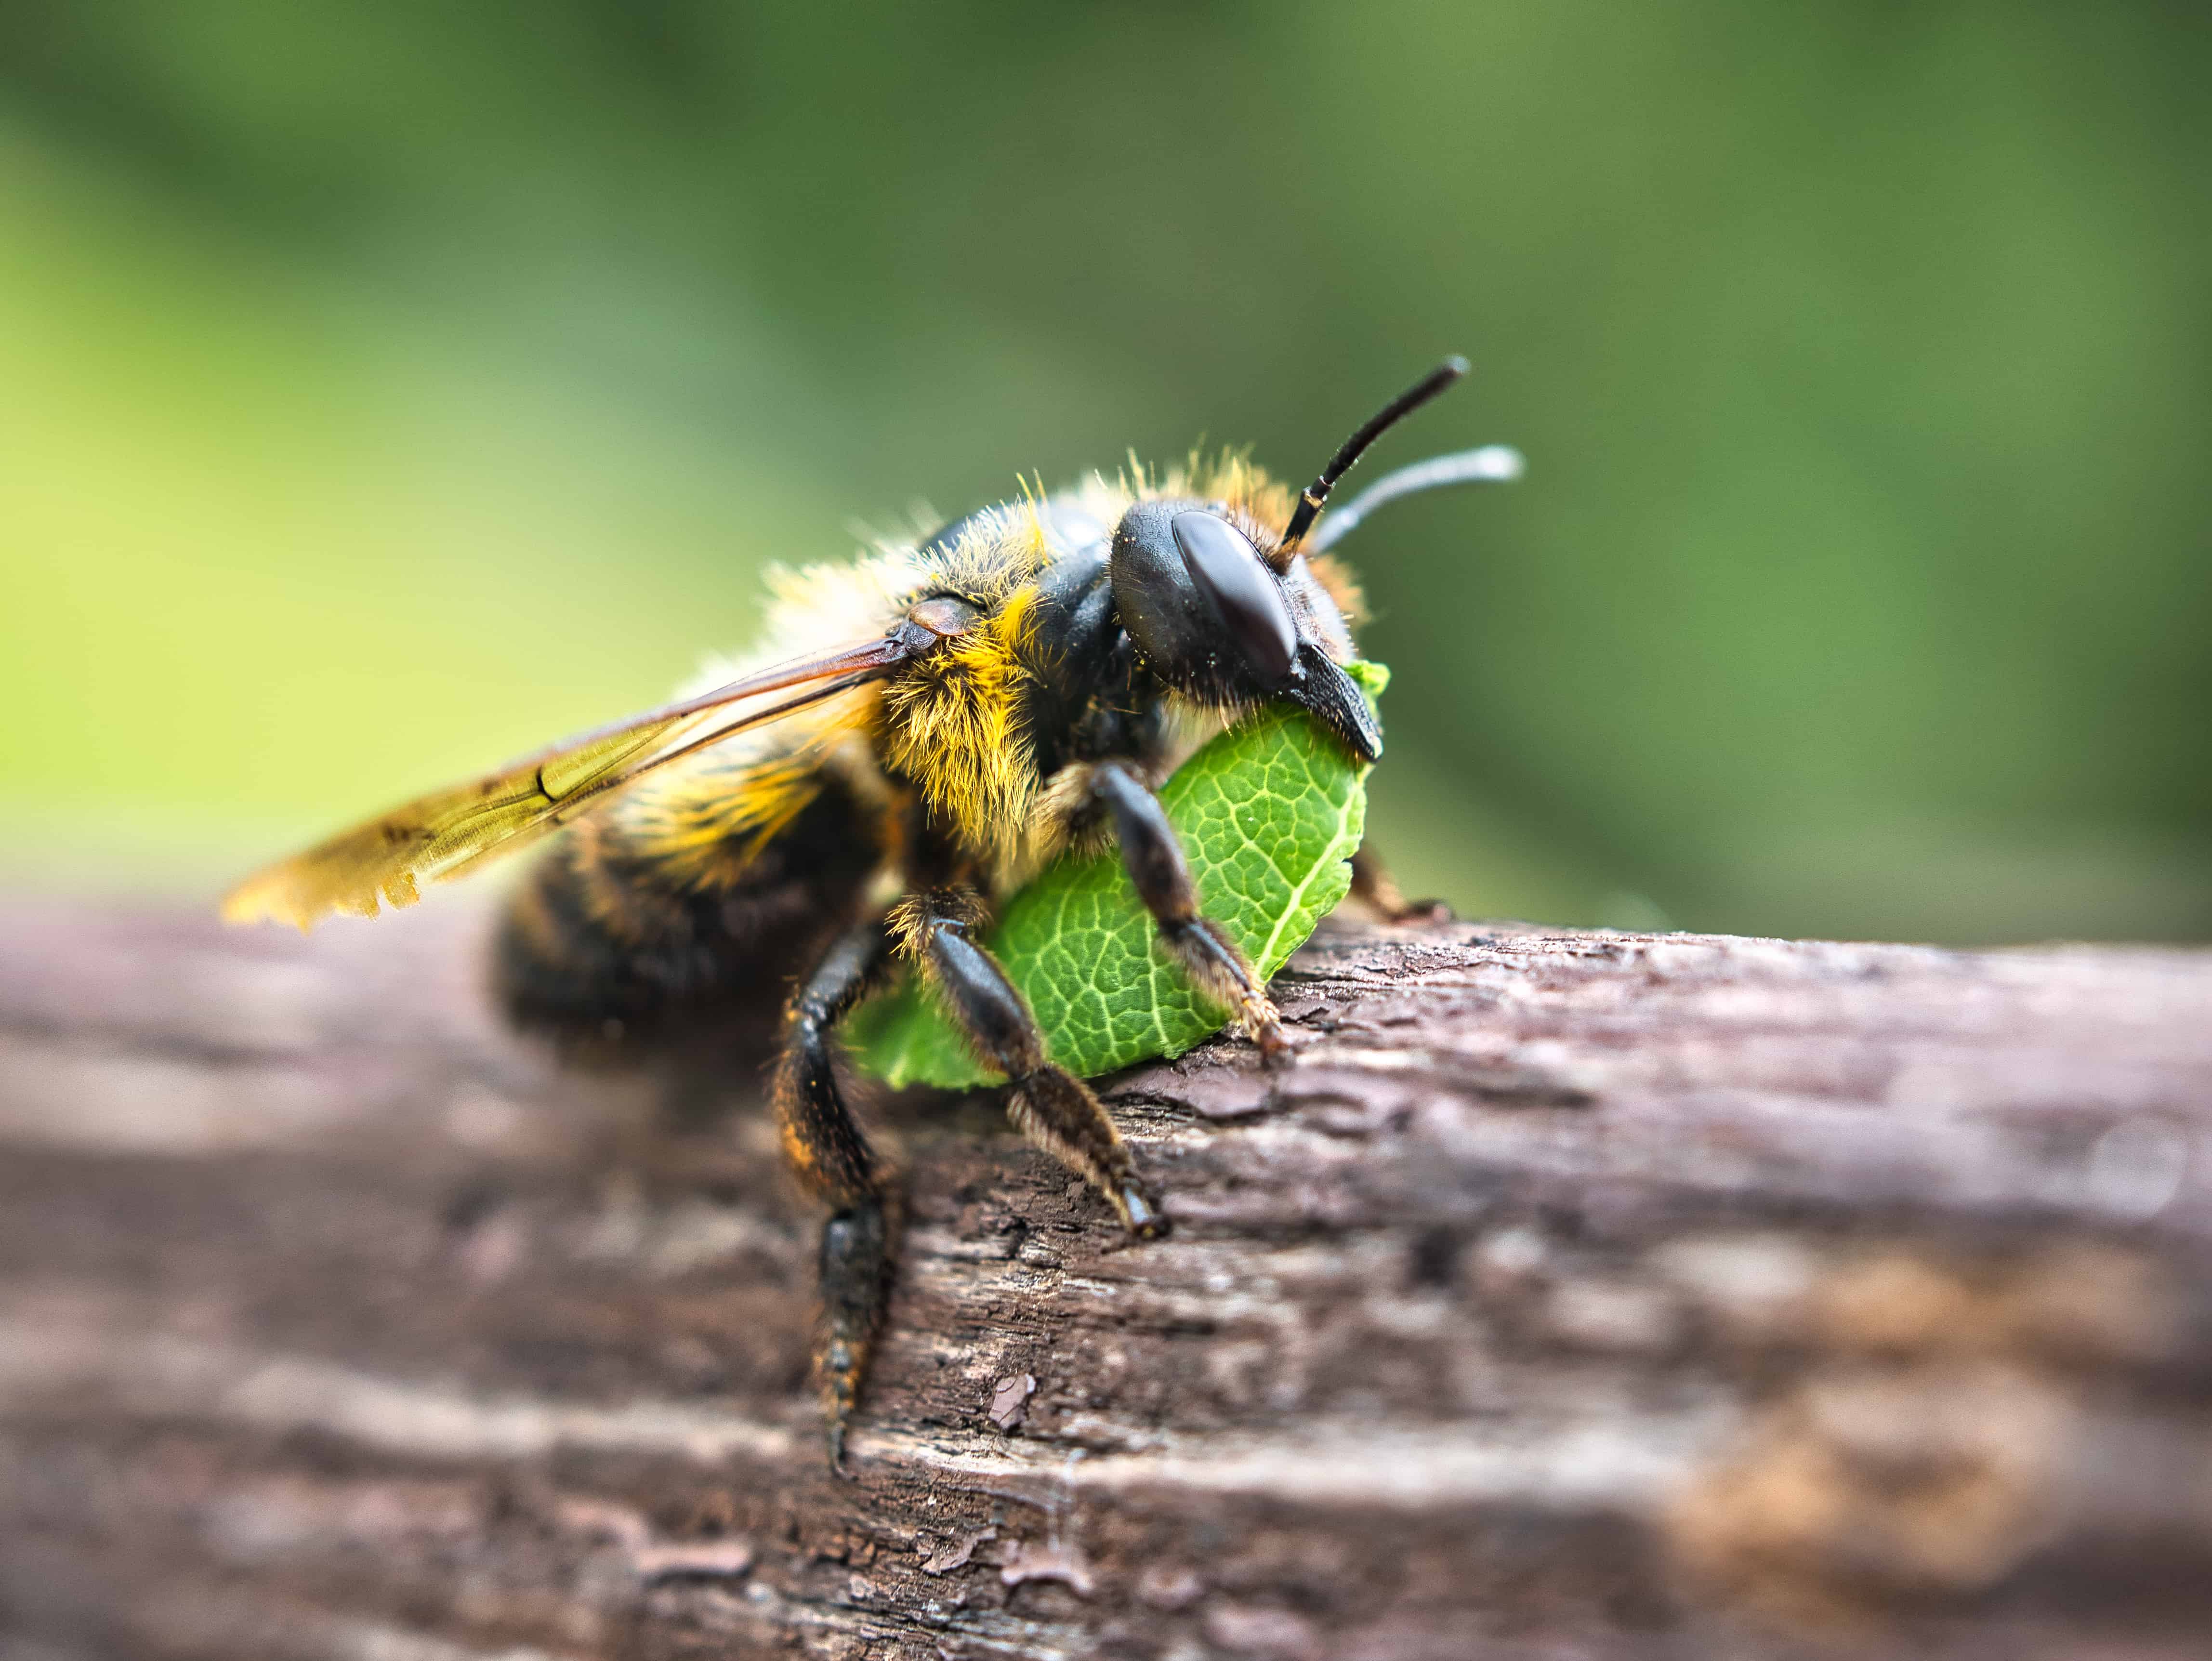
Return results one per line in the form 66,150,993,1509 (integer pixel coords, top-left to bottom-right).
4,896,2211,1659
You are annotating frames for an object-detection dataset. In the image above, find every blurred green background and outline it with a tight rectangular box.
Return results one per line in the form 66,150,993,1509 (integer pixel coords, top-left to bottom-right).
2,2,2206,943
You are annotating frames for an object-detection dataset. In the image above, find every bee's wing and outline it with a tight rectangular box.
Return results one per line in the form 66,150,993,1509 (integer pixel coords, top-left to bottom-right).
223,631,920,930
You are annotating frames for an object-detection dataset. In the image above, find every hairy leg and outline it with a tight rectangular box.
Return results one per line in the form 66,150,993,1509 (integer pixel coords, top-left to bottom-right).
894,888,1168,1238
1089,759,1290,1059
769,917,895,1471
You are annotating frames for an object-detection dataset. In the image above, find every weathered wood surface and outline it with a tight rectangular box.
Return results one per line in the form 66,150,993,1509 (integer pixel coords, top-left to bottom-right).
3,895,2212,1660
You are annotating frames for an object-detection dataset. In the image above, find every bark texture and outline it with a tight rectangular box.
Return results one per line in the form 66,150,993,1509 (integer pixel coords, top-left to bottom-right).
4,896,2212,1660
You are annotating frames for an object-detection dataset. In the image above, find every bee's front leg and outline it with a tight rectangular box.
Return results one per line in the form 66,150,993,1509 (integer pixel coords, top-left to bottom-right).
895,888,1169,1239
1089,760,1291,1062
771,917,895,1474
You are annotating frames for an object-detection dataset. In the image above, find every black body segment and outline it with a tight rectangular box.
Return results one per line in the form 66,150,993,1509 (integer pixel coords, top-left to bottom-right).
1285,642,1384,763
494,775,881,1040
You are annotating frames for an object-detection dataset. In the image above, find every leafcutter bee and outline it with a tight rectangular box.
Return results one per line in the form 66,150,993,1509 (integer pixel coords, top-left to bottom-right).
225,358,1522,1466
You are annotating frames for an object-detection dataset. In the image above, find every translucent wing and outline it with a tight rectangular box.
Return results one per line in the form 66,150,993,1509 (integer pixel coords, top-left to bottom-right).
223,631,920,930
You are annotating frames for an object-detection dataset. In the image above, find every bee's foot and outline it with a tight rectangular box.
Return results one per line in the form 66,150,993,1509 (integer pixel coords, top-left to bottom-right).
820,1358,865,1478
1114,1177,1172,1240
814,1200,891,1481
1388,897,1455,925
1249,1013,1299,1069
1238,994,1295,1067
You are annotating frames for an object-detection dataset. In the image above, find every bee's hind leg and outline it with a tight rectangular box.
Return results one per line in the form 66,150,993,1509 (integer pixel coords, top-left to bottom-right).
1088,760,1291,1061
771,917,897,1474
1349,843,1454,925
895,887,1169,1240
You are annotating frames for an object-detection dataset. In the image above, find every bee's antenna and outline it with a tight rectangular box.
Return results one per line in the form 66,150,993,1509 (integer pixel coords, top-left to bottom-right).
1278,356,1470,557
1306,445,1525,554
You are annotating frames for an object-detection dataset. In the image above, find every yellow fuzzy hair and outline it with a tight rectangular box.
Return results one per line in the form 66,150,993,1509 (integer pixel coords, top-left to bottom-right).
1163,449,1299,541
878,581,1043,861
911,496,1052,606
1055,448,1295,538
619,748,834,891
854,501,1059,864
885,886,992,960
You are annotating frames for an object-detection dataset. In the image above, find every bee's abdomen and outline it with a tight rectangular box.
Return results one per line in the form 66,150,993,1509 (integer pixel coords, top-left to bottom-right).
493,777,882,1043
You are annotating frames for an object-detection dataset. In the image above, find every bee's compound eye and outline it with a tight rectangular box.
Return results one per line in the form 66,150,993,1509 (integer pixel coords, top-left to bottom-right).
1170,512,1297,685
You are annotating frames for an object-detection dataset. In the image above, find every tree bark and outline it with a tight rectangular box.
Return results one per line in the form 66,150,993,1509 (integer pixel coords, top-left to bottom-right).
4,896,2211,1660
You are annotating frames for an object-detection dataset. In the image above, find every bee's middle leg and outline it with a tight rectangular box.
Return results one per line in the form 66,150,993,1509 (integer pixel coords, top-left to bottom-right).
1090,759,1290,1060
772,916,895,1472
898,887,1168,1240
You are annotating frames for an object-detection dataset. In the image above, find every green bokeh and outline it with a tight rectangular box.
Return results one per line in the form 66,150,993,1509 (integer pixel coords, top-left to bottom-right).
2,2,2205,942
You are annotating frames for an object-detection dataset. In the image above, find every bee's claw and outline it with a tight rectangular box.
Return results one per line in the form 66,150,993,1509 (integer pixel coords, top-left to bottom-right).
1115,1178,1172,1239
1235,990,1288,1058
1392,897,1455,925
1244,1001,1302,1070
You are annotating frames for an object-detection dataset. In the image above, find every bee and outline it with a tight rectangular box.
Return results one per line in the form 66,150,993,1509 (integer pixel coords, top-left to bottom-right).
225,357,1522,1466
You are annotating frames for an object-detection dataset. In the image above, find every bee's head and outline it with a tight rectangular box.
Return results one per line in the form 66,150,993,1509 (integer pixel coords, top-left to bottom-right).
1110,498,1382,761
1108,355,1522,764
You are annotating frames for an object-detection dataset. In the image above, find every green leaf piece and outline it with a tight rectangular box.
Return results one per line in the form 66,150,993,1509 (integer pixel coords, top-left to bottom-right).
846,662,1387,1089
